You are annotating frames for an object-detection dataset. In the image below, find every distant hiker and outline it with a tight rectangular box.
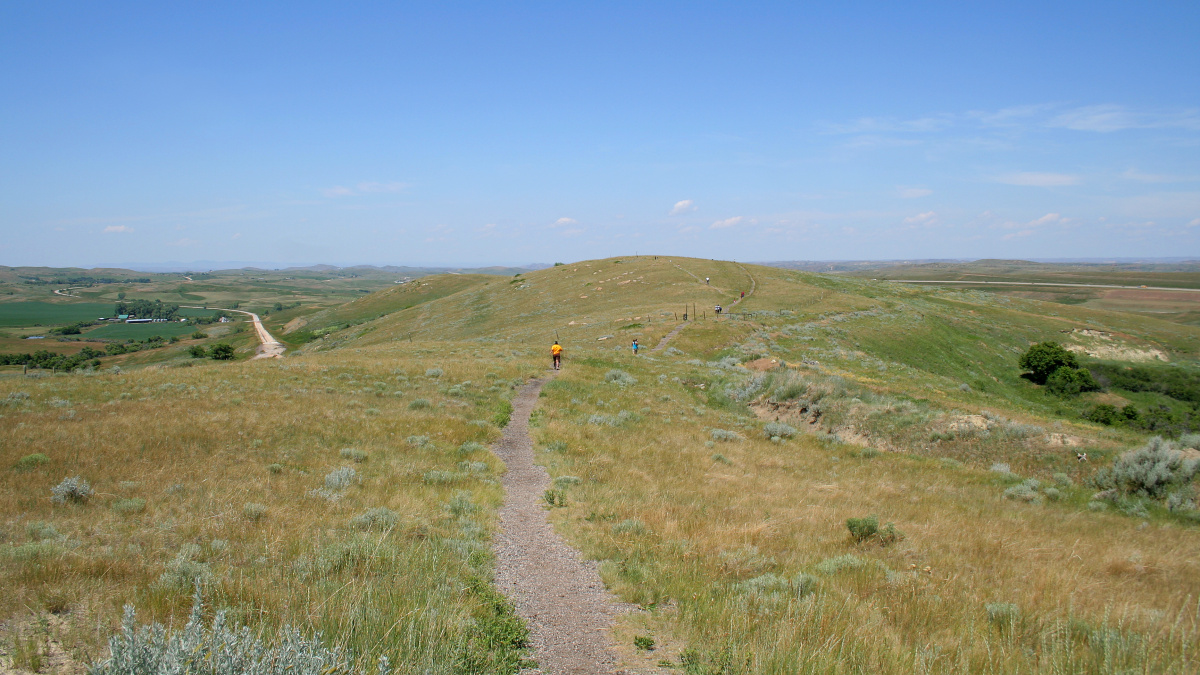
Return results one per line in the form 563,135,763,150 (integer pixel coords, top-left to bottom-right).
715,305,722,315
632,338,639,355
551,341,563,370
740,291,745,299
705,277,710,285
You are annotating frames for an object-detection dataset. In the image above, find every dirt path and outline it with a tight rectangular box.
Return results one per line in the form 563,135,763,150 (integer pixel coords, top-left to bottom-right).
651,264,757,354
180,306,285,359
650,323,688,353
492,376,635,674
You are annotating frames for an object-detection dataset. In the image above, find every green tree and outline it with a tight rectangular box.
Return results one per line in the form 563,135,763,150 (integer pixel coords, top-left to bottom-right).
1018,341,1079,384
209,343,235,361
187,345,207,358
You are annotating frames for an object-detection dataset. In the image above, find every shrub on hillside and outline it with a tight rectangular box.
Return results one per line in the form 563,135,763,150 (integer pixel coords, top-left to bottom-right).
1091,436,1199,500
51,476,93,505
14,453,51,471
339,448,368,463
349,507,399,531
408,398,432,410
1046,367,1099,397
1018,342,1078,384
711,429,742,442
764,422,797,439
604,369,637,386
89,591,372,675
209,343,235,360
846,515,902,546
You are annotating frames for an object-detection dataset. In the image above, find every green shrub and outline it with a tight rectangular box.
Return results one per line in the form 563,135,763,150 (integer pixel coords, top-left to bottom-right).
543,489,567,507
1018,342,1078,384
710,429,742,442
1004,479,1042,503
425,367,443,378
846,515,879,543
14,453,51,471
408,398,431,410
209,343,235,360
190,330,206,339
633,635,655,651
1046,367,1099,397
552,475,582,489
458,441,486,455
267,463,283,474
187,345,207,358
815,554,871,575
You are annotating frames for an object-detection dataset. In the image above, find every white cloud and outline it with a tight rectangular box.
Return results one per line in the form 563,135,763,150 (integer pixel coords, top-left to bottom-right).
995,172,1081,187
898,187,933,199
552,217,577,227
1122,168,1199,183
1189,218,1200,227
322,182,408,198
103,225,133,233
710,216,744,229
1027,213,1065,227
357,181,408,193
669,200,696,216
903,211,937,225
1048,104,1200,133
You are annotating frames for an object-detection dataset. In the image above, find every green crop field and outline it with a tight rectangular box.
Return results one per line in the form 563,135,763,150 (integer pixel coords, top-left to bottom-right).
0,302,114,327
84,322,205,339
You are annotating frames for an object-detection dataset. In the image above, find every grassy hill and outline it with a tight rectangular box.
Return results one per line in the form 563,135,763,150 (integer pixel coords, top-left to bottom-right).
2,256,1199,673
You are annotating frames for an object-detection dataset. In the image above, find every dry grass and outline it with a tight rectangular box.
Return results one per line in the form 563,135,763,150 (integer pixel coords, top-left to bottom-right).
0,346,538,672
534,353,1200,672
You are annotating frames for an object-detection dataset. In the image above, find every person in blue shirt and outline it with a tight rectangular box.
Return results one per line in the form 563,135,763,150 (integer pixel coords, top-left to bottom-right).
632,338,639,355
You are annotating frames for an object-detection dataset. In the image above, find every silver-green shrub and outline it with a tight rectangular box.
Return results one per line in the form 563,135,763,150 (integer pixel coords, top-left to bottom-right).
89,591,383,675
1092,437,1200,499
348,507,398,531
763,422,797,439
51,476,93,504
604,369,637,386
711,429,742,442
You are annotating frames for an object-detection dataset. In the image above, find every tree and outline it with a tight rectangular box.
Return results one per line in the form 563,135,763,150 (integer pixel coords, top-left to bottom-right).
1018,341,1079,384
187,345,207,358
117,291,126,300
209,343,235,361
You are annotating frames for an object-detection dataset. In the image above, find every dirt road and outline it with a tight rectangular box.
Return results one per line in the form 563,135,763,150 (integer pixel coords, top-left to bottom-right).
180,306,285,359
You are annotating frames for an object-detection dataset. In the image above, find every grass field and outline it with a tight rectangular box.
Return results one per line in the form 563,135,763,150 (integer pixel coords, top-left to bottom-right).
83,322,206,340
2,256,1199,673
0,302,114,327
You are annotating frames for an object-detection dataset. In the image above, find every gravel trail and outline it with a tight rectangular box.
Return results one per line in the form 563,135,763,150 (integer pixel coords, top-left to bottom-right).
492,376,636,674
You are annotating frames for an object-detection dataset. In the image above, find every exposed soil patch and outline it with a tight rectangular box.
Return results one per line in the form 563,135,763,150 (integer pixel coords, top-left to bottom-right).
491,377,638,674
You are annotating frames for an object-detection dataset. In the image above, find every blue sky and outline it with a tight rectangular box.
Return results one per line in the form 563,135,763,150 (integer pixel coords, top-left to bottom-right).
2,2,1198,268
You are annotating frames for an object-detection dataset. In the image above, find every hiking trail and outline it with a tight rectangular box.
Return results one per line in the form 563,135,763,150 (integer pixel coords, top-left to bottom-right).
491,376,636,674
651,264,757,354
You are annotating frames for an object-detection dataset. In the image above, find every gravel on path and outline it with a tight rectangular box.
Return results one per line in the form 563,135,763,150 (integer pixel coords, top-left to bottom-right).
492,376,638,675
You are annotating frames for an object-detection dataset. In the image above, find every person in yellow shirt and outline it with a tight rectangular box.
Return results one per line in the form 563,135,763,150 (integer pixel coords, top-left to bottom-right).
551,341,563,370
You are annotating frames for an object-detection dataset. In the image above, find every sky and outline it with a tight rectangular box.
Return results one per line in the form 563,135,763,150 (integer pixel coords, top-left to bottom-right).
2,2,1199,268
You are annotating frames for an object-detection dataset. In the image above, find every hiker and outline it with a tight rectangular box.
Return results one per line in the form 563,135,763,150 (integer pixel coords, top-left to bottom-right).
632,338,639,355
705,277,710,285
551,341,563,370
740,291,745,299
715,305,722,315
